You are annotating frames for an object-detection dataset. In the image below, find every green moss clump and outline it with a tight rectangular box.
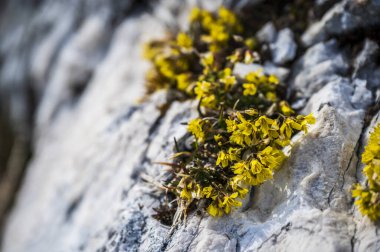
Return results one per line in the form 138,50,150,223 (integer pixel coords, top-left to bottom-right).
144,7,315,221
352,122,380,221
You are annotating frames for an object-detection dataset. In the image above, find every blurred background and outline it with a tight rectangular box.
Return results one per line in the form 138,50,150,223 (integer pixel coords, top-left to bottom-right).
0,0,156,238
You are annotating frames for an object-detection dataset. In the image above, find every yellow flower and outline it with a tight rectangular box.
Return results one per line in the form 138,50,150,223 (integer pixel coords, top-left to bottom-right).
189,7,202,22
219,68,236,90
214,134,223,146
194,81,212,99
216,150,229,168
257,146,285,170
228,147,240,161
238,119,256,136
296,113,316,133
255,116,274,137
202,95,217,108
236,186,249,197
218,7,237,26
218,67,232,78
176,73,191,91
222,192,242,214
268,74,279,85
251,168,273,185
180,186,192,200
202,186,214,198
177,32,193,49
218,6,242,33
207,203,224,217
226,118,238,132
209,23,229,43
244,50,255,64
275,134,291,147
201,52,214,67
352,183,380,221
188,118,205,142
279,101,294,116
266,92,277,102
230,132,246,146
155,56,176,79
243,83,257,96
245,69,263,83
250,159,264,174
232,162,247,175
201,11,214,30
280,119,293,139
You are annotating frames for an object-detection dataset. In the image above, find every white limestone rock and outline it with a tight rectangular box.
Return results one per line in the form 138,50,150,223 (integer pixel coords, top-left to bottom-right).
290,39,349,98
256,22,277,44
302,0,380,47
1,0,380,252
270,28,297,65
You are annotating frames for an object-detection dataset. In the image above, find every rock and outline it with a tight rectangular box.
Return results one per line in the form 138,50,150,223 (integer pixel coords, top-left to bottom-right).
302,77,371,115
234,0,265,10
352,39,380,91
270,28,297,65
1,0,380,252
256,22,277,44
302,0,380,46
351,79,373,110
290,39,350,98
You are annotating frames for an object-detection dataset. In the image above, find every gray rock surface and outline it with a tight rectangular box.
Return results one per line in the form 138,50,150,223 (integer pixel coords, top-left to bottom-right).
256,22,277,44
290,39,350,98
1,0,380,252
353,39,380,91
302,0,380,46
270,28,297,65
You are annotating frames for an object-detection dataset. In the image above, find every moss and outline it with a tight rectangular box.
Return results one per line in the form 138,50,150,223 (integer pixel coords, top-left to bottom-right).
144,7,315,221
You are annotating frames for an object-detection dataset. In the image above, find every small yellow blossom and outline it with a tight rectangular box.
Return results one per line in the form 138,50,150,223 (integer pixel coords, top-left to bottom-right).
216,150,229,168
177,32,193,49
207,203,224,217
189,7,202,22
176,73,191,91
279,101,294,116
226,118,238,132
268,74,279,85
250,159,264,174
245,69,263,83
266,92,277,102
180,186,192,200
222,192,242,214
202,186,214,198
232,162,247,175
243,83,257,96
188,118,205,142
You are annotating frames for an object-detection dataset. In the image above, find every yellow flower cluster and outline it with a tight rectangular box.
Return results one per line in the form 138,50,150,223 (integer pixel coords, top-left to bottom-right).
190,7,243,52
183,108,314,216
352,122,380,221
144,7,316,220
143,7,249,96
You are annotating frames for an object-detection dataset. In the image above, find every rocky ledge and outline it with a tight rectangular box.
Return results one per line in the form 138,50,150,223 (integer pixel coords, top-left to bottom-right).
0,0,379,251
